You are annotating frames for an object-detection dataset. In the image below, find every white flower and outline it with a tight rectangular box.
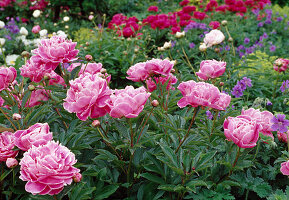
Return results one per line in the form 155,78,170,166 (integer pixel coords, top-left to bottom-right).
32,10,41,18
0,21,5,29
6,55,19,66
57,30,67,38
175,31,185,38
88,15,94,21
20,27,28,36
65,25,69,29
39,29,48,38
0,38,5,46
199,43,207,52
163,41,172,49
63,16,70,22
203,29,225,47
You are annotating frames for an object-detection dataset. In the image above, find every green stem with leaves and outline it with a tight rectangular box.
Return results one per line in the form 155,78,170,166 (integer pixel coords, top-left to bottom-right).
0,107,17,131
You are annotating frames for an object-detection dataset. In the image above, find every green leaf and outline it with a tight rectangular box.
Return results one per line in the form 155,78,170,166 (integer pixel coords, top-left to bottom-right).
95,185,119,200
140,173,166,184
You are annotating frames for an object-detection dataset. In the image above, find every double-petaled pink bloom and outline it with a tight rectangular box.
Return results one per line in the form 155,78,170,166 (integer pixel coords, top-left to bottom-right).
0,66,17,91
63,74,112,121
177,80,231,110
0,131,18,162
273,58,289,73
203,29,225,47
19,141,80,195
107,86,151,118
196,60,226,81
224,115,261,148
14,123,53,151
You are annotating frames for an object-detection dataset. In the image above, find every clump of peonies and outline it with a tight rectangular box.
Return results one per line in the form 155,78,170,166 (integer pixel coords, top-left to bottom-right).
203,29,225,47
63,74,112,121
107,86,151,118
19,141,80,195
0,66,17,91
177,80,231,110
273,58,289,73
224,115,261,148
196,59,226,81
14,123,53,151
32,36,79,65
280,160,289,176
0,131,18,162
241,108,274,138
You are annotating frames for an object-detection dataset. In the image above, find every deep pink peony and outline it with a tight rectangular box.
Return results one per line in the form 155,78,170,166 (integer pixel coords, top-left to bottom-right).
78,63,103,76
148,6,158,12
126,62,148,82
26,87,50,107
48,71,66,86
0,66,17,91
177,80,221,108
107,86,151,118
146,73,178,92
203,29,225,47
20,56,58,82
196,60,226,80
273,58,289,73
14,123,53,151
19,141,80,195
32,25,41,34
223,115,260,148
280,160,289,176
63,74,112,121
241,108,274,138
0,131,18,162
210,92,231,110
32,36,79,64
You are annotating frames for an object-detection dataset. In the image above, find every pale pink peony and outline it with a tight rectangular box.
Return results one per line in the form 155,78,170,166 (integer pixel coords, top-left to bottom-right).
223,115,260,148
32,25,41,34
146,73,178,92
19,141,80,195
32,36,79,64
6,158,18,168
280,160,289,176
63,74,112,121
26,88,50,107
196,60,226,80
203,29,225,47
107,86,151,118
0,66,17,91
20,56,58,82
126,62,148,82
177,80,221,108
277,131,289,143
210,92,231,110
241,108,274,138
14,123,53,151
0,131,18,162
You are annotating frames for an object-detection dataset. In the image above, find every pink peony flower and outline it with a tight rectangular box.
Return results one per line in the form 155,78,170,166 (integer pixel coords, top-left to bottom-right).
107,86,151,118
67,63,81,72
20,55,58,82
126,62,148,82
0,96,4,107
203,29,225,47
63,74,112,121
32,25,41,34
145,73,178,92
0,66,17,91
177,80,221,108
6,158,18,168
19,141,80,195
26,87,50,107
223,115,260,148
14,123,53,151
241,108,274,138
210,92,231,110
48,71,66,86
32,36,79,64
280,160,289,176
196,60,226,80
0,131,18,162
78,63,103,76
273,58,289,73
277,131,289,143
209,21,220,29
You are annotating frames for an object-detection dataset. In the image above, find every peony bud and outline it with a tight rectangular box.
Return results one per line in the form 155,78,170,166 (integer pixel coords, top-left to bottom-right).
28,85,35,91
6,158,18,168
32,10,41,18
0,38,5,46
63,16,70,22
92,120,100,127
88,15,94,21
21,51,30,58
85,42,90,46
0,21,5,29
20,27,28,36
39,29,48,37
214,48,220,53
151,100,159,107
100,68,107,74
219,82,224,86
65,25,69,29
199,43,207,52
228,37,233,42
85,55,93,61
73,172,82,183
13,113,22,120
221,20,228,26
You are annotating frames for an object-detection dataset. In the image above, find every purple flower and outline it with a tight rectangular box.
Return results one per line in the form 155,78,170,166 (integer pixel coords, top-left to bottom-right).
171,41,176,48
271,114,289,133
280,80,289,92
252,9,259,16
242,77,252,87
189,42,195,49
239,52,245,58
244,38,250,44
199,34,204,38
265,19,272,24
265,9,272,15
270,45,276,52
267,100,272,106
238,80,247,90
258,22,264,27
277,17,283,22
263,32,268,39
206,110,213,120
225,45,230,51
231,85,244,98
245,47,254,54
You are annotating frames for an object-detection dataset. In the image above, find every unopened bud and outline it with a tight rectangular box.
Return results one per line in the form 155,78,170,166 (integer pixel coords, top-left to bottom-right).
221,20,228,26
100,68,107,73
123,51,128,55
214,48,220,53
44,74,51,80
199,43,207,52
85,42,90,46
151,100,159,107
73,172,82,183
28,85,35,91
219,82,224,86
85,55,93,61
12,113,21,120
21,51,30,58
6,158,18,168
92,120,100,127
228,37,233,42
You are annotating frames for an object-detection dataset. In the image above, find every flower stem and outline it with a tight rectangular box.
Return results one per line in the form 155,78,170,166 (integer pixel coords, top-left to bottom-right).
209,110,219,140
128,119,134,147
181,47,195,75
175,107,199,153
136,107,154,144
228,147,240,177
0,107,17,131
